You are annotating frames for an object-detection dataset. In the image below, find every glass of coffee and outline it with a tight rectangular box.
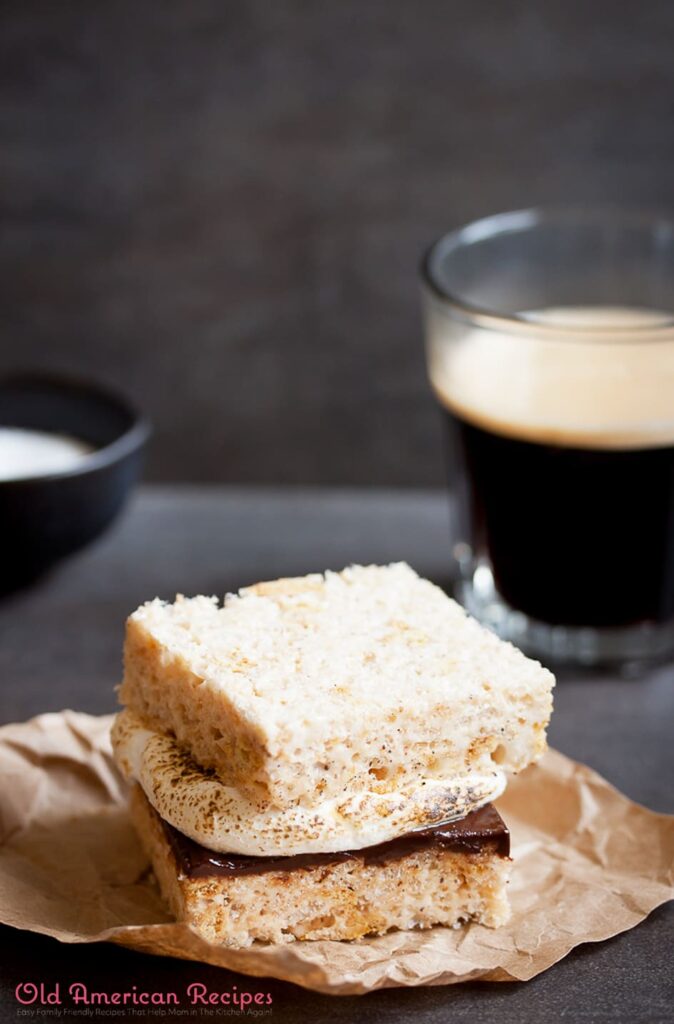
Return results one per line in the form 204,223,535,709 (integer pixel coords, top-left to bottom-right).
421,208,674,667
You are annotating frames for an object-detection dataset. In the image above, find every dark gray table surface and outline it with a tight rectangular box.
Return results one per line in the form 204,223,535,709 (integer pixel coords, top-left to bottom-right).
1,486,672,1024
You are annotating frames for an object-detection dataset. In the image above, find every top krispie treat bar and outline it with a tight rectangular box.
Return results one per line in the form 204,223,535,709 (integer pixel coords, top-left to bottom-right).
119,563,554,811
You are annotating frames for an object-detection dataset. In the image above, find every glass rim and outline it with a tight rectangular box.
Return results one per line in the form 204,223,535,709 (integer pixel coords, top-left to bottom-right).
421,206,674,339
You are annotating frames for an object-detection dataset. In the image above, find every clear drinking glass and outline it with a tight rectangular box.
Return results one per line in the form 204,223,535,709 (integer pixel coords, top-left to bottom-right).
421,208,674,667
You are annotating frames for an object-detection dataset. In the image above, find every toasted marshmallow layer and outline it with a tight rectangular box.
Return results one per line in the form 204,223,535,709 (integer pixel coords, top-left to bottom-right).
111,710,506,857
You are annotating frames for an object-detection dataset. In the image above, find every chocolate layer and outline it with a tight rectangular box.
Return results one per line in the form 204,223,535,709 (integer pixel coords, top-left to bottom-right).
159,803,509,879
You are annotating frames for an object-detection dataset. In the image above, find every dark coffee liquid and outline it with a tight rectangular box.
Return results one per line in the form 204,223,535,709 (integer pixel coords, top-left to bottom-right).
446,411,674,627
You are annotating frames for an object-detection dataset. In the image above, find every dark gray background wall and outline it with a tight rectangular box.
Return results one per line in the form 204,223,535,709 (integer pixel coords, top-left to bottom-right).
2,0,673,485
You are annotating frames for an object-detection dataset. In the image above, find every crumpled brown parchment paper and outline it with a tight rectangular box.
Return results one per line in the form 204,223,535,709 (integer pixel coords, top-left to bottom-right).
0,711,672,995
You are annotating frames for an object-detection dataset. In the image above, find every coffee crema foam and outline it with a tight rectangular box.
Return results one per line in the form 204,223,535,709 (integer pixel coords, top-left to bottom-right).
429,306,674,449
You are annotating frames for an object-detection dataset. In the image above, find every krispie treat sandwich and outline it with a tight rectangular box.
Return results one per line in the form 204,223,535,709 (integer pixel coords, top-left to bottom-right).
111,563,554,947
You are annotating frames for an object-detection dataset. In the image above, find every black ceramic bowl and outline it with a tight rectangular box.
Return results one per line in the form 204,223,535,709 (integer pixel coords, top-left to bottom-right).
0,373,150,591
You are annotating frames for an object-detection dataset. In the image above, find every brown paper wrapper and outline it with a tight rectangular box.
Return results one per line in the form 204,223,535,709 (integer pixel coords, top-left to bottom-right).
0,711,672,995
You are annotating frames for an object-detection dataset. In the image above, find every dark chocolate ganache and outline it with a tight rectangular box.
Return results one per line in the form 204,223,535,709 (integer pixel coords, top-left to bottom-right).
158,803,509,879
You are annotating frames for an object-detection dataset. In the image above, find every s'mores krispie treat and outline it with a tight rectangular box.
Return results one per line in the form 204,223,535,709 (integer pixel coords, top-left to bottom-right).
112,563,554,947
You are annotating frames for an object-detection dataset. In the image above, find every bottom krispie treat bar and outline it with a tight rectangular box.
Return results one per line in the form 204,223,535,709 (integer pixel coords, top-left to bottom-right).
130,786,512,947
